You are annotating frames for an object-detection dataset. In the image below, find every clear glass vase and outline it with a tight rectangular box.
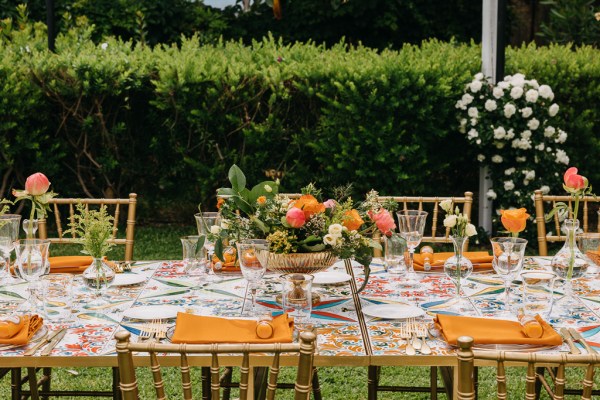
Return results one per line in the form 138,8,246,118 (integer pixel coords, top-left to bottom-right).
443,235,475,314
551,219,590,303
22,219,38,239
82,258,116,308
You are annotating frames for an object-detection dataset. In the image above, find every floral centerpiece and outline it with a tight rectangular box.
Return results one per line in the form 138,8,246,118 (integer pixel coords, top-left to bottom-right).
12,172,57,238
213,165,397,287
456,73,568,230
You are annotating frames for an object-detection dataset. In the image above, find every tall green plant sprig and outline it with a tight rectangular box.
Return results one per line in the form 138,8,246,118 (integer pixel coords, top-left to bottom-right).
67,203,115,259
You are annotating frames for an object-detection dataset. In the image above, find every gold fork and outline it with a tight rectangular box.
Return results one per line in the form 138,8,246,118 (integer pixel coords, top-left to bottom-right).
400,323,416,356
137,322,153,342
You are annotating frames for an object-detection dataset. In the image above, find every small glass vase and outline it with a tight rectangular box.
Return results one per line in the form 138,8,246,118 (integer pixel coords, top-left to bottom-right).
82,258,116,308
443,235,475,314
22,219,38,239
551,219,590,304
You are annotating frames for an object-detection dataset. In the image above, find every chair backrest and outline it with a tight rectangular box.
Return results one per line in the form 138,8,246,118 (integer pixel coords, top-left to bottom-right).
534,189,600,256
377,192,474,244
38,193,138,261
115,330,316,400
456,335,600,399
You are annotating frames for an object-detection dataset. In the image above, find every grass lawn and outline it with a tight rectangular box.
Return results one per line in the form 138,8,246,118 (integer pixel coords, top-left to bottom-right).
0,224,593,399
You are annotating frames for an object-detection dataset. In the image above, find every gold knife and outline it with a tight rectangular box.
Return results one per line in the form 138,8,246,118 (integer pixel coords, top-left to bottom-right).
40,328,67,356
559,327,581,354
569,328,597,354
23,329,64,356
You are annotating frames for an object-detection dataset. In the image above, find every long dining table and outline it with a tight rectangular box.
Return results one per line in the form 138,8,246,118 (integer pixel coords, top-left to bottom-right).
1,256,600,397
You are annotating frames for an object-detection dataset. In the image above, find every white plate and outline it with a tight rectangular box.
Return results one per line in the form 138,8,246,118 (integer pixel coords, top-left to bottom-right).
123,306,181,320
110,273,146,287
312,271,352,285
362,304,425,320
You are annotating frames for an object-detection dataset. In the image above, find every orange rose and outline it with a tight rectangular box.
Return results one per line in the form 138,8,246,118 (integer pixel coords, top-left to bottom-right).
343,209,364,231
216,198,225,210
257,196,267,205
500,208,530,234
292,194,325,218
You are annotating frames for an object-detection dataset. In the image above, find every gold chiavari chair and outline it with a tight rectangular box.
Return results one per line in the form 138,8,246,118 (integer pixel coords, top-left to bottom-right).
534,189,600,256
368,192,474,400
115,330,316,400
456,335,600,399
38,193,138,261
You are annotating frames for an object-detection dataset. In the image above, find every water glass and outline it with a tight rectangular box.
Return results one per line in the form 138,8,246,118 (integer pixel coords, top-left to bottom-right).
15,239,51,313
520,271,556,319
578,232,600,277
237,239,269,316
396,210,428,286
42,274,74,324
194,212,221,254
281,273,313,329
0,214,21,283
384,234,406,275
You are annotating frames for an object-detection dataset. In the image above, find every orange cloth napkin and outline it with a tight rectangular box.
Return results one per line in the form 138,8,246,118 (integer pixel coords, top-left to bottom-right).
434,314,562,346
0,315,43,345
49,256,93,274
585,250,600,266
412,252,493,271
171,313,294,344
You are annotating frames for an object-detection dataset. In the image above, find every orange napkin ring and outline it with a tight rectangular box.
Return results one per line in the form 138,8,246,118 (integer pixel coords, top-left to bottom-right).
256,314,274,339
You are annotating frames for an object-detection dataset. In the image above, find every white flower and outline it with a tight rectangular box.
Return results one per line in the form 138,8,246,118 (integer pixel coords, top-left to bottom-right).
323,234,337,246
527,118,540,130
556,129,567,143
523,170,536,181
477,154,485,162
467,129,478,140
512,138,532,150
528,79,539,89
328,224,343,237
555,149,569,165
484,99,497,111
538,84,554,100
469,80,483,93
461,93,474,105
465,223,477,237
504,103,516,118
468,107,478,118
510,86,524,99
492,155,503,163
544,126,556,137
516,156,527,162
514,190,521,197
470,118,478,126
505,168,515,175
220,220,230,229
535,143,545,151
459,119,467,133
486,189,497,200
521,130,532,140
474,72,484,80
440,199,453,213
455,100,465,110
548,103,559,117
475,139,481,144
210,225,221,234
264,184,273,193
506,128,515,139
492,87,504,99
495,142,505,149
521,107,533,118
504,180,515,191
540,185,550,194
525,89,539,103
443,215,458,228
498,81,510,89
510,73,526,87
101,42,108,50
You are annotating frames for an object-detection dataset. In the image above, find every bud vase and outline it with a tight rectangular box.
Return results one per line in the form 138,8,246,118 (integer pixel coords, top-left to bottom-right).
22,219,38,239
443,235,475,314
82,258,115,308
551,219,590,304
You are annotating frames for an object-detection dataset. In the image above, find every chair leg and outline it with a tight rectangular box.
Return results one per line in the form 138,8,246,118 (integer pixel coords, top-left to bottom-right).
311,368,322,400
367,366,379,400
27,367,40,400
222,367,233,400
201,367,210,400
11,368,21,400
430,367,438,400
439,366,454,399
41,367,52,400
113,367,122,400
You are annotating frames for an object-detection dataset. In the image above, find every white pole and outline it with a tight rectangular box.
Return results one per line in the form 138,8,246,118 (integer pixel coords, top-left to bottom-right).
479,0,499,234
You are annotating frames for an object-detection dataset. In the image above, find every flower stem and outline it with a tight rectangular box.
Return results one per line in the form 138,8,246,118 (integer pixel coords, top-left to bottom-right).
28,204,35,239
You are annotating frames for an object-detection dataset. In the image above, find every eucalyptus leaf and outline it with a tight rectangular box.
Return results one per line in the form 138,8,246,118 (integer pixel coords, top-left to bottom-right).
228,164,246,192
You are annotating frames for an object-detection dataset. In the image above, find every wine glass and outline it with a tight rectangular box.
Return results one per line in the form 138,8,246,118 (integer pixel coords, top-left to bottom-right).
0,214,22,284
195,212,222,282
396,210,428,286
15,239,51,313
236,239,269,316
490,237,527,318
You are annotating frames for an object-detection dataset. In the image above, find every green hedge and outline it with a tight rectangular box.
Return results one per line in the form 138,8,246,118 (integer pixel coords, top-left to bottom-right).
1,27,599,233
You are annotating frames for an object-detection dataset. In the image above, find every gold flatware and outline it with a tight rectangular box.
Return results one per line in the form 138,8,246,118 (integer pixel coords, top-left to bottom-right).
23,329,63,356
400,324,415,356
569,328,597,354
40,328,67,356
559,327,581,355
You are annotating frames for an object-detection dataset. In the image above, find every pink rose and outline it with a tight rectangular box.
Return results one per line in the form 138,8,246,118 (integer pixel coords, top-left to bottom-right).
286,207,306,228
369,209,396,236
25,173,50,196
323,199,336,209
564,167,587,191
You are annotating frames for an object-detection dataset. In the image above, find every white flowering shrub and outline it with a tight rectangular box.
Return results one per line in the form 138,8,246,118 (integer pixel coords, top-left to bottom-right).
456,73,569,213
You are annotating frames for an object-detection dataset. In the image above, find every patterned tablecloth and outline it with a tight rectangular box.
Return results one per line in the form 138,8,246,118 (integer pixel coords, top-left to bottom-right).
1,257,599,367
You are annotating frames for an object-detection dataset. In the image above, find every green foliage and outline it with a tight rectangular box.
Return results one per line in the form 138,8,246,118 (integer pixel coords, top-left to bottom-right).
538,0,600,47
66,203,115,258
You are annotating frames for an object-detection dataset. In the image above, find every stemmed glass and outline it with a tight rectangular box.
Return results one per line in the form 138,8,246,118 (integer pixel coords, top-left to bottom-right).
15,239,51,313
490,237,527,318
396,210,428,286
0,214,22,284
236,239,269,316
195,212,222,282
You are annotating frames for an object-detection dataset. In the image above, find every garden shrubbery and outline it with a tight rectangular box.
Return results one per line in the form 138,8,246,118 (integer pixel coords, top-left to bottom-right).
1,21,599,236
